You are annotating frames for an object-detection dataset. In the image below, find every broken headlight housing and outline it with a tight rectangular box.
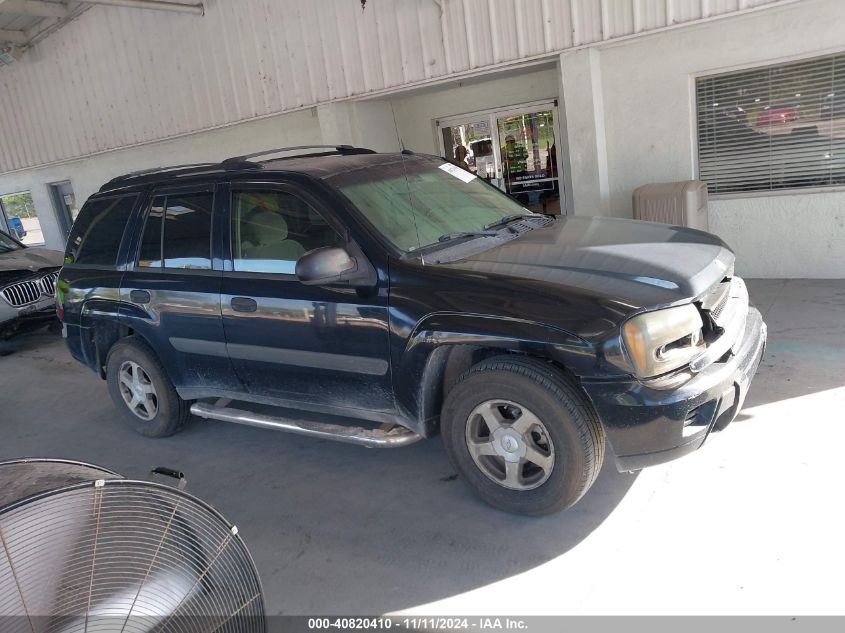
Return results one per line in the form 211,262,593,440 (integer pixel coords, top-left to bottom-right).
622,304,706,378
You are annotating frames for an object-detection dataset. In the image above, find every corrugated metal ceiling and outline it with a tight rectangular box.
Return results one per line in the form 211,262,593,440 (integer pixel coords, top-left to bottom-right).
0,13,43,31
0,0,799,173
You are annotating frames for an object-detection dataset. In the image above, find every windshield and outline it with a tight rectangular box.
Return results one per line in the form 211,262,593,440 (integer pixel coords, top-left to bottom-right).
0,231,21,254
329,155,529,252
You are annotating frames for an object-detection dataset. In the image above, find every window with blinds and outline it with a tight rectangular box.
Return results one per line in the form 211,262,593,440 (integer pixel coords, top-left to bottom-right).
696,54,845,195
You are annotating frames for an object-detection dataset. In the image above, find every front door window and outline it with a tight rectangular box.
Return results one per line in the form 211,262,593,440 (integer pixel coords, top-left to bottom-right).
232,190,345,274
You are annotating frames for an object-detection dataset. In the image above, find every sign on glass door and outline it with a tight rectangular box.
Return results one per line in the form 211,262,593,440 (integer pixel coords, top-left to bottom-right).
497,110,560,214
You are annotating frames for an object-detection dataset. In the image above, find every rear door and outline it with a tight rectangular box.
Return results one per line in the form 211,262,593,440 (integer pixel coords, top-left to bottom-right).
220,181,394,417
120,184,242,395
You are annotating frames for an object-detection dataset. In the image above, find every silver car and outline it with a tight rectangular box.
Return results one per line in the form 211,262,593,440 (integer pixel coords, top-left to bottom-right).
0,230,63,340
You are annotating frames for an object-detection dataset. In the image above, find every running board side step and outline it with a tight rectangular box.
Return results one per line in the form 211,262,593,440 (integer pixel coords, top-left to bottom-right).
190,402,423,448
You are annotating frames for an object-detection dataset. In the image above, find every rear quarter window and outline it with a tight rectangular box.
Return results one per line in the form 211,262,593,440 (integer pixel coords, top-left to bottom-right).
65,195,138,265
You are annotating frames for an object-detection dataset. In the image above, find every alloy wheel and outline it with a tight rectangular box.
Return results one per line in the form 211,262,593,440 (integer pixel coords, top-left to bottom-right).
118,361,159,421
464,399,556,490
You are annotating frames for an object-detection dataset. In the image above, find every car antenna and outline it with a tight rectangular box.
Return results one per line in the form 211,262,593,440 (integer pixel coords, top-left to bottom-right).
390,101,422,250
390,101,406,152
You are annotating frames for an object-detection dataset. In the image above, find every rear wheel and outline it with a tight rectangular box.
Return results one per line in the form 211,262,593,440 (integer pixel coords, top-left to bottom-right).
440,355,605,515
106,337,190,437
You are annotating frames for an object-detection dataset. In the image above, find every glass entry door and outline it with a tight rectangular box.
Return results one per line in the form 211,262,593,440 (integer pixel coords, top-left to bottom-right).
50,181,79,237
497,110,560,214
438,102,562,214
440,118,496,178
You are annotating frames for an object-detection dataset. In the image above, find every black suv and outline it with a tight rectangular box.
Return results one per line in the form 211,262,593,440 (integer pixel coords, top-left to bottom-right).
58,146,767,515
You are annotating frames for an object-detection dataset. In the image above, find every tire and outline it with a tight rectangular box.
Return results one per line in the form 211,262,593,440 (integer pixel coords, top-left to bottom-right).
106,336,190,438
440,355,605,515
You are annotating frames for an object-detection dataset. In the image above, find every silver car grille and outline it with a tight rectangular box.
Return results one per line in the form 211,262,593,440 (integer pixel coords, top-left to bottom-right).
0,271,59,307
41,270,58,295
691,276,749,372
701,279,732,322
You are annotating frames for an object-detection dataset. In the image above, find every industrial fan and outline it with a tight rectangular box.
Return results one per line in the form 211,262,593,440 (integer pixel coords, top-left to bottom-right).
0,458,265,633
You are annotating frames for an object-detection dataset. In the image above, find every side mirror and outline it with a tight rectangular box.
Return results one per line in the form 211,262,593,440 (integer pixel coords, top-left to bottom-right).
295,247,371,286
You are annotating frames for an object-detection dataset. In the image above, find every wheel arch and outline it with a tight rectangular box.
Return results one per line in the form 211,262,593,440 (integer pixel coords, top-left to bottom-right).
438,351,607,514
78,299,159,380
75,298,128,378
396,313,596,437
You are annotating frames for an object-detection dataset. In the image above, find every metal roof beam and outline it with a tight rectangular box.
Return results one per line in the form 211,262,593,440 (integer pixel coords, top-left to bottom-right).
0,28,28,44
0,0,70,19
82,0,203,16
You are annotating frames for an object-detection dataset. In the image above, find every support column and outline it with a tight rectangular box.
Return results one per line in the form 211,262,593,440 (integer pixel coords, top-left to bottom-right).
316,103,356,148
317,101,402,153
559,48,611,216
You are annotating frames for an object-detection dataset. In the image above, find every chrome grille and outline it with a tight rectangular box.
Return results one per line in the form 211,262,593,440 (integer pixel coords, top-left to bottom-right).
40,270,59,295
691,277,749,372
700,279,732,324
0,271,59,307
1,279,40,306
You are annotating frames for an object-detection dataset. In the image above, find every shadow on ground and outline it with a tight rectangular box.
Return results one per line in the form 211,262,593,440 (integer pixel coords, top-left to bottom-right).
0,329,638,614
3,278,840,613
740,279,845,411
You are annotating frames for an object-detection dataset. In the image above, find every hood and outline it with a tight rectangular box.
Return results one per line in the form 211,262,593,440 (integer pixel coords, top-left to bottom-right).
0,246,64,274
438,215,734,311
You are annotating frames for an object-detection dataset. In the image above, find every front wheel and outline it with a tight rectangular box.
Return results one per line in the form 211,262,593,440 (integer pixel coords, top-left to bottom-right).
440,356,605,515
106,337,190,437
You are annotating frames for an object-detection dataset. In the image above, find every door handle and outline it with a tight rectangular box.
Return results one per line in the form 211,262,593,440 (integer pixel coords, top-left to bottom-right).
230,297,258,313
130,289,151,304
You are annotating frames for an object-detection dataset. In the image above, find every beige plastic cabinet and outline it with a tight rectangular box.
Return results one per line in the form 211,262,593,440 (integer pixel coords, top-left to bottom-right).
632,180,709,231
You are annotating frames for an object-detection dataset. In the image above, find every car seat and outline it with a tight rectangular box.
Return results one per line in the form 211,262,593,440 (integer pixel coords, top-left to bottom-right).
241,211,306,262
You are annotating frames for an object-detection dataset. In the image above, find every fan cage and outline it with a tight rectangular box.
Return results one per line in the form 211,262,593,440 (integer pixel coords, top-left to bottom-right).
0,459,266,633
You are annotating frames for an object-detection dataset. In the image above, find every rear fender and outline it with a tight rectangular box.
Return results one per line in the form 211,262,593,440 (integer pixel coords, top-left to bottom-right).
77,298,126,377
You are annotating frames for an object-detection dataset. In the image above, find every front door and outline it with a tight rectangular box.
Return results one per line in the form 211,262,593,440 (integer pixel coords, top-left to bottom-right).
120,185,242,394
220,183,394,418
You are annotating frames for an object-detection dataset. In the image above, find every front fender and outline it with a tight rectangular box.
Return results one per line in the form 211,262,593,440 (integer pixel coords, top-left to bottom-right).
393,312,596,436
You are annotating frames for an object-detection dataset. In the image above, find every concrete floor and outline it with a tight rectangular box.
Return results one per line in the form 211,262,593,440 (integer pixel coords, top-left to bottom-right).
0,279,843,615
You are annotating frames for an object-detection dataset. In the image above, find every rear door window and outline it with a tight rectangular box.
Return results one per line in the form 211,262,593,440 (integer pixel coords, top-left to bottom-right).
65,195,138,265
137,192,213,270
137,197,165,267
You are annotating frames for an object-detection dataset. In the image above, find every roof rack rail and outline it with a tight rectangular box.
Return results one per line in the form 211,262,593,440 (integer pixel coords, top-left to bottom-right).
221,145,376,165
104,163,219,187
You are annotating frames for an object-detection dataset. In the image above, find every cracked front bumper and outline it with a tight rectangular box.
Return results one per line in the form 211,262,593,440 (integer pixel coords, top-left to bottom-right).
0,297,57,338
582,307,767,471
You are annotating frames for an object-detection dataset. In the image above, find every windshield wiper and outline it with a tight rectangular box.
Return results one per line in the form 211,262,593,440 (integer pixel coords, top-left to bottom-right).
437,230,500,243
483,213,545,230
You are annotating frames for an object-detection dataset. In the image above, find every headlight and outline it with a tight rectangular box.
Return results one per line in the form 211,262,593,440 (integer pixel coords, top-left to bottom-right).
622,304,705,378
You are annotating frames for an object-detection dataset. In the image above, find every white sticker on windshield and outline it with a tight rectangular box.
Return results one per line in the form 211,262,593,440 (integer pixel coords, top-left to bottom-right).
438,162,477,184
